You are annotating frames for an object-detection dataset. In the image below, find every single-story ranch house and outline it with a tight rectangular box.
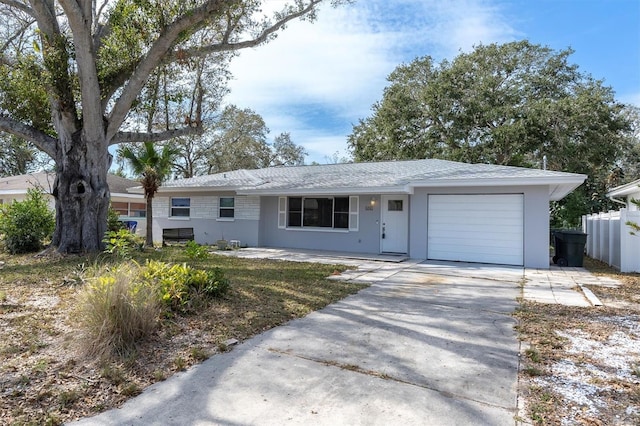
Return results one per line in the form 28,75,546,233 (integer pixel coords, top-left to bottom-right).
0,172,147,236
137,159,586,269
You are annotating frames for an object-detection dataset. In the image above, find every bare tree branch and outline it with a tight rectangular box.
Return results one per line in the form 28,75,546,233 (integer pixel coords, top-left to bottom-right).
167,0,322,62
0,115,57,157
110,125,204,146
106,0,324,143
0,0,34,17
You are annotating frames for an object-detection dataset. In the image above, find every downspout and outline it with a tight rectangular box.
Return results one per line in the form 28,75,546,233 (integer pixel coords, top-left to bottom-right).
608,195,627,206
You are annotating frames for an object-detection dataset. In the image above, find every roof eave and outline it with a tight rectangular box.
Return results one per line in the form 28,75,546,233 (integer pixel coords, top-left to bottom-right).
237,186,410,196
606,178,640,198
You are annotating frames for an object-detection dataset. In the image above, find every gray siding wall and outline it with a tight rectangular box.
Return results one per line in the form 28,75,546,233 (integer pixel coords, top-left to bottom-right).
409,186,550,268
259,195,382,253
152,194,260,246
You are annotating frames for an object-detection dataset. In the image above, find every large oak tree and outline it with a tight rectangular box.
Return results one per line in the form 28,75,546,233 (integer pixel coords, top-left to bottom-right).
349,41,637,226
0,0,339,253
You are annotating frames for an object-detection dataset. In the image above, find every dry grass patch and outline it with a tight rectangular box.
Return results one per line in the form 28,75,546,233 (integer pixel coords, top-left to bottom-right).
0,248,365,425
515,258,640,425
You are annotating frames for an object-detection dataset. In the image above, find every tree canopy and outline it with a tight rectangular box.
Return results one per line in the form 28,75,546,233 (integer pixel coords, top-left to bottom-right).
348,41,637,226
0,0,340,253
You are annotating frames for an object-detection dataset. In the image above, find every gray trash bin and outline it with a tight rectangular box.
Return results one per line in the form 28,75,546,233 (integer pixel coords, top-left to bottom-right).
552,230,587,267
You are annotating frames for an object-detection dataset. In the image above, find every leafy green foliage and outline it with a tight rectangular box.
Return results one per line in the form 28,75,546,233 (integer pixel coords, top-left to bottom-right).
349,41,636,226
139,260,230,312
102,229,144,258
0,189,54,254
119,142,178,247
107,204,125,232
184,240,209,260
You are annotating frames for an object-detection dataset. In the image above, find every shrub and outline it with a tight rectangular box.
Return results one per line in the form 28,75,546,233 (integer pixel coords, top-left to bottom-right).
103,229,144,258
184,240,209,260
107,204,124,232
140,260,230,312
188,267,230,298
77,263,160,358
0,188,54,254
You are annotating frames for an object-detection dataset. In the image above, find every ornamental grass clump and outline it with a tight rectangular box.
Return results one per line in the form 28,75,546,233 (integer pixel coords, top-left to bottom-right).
77,262,160,358
77,260,231,357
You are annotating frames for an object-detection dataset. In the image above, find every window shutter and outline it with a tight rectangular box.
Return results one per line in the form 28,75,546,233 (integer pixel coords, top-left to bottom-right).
349,196,359,231
278,197,287,229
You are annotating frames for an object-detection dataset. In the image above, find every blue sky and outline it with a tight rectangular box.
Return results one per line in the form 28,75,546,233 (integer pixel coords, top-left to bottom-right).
226,0,640,164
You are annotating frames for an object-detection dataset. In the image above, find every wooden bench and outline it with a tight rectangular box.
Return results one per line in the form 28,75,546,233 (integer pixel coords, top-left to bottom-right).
162,228,195,244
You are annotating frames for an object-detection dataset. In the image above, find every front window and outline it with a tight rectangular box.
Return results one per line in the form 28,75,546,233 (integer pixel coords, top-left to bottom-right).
287,197,349,229
219,197,235,218
171,197,190,217
111,201,147,217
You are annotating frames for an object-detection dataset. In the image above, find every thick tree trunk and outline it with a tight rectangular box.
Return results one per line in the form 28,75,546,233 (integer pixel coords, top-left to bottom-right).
51,135,110,254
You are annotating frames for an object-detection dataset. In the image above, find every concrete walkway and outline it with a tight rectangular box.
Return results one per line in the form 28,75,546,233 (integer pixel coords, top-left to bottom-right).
219,248,617,308
70,249,619,426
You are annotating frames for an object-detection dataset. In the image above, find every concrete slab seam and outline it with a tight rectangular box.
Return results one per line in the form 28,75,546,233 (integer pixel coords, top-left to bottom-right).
266,347,518,413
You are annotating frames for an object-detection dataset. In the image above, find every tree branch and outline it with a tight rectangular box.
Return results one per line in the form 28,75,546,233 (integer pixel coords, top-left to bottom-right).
110,125,204,146
0,115,57,158
0,0,35,17
106,0,324,143
169,0,322,61
59,0,103,141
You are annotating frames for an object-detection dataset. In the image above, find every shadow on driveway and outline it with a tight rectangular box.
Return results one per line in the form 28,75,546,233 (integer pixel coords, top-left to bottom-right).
71,261,522,426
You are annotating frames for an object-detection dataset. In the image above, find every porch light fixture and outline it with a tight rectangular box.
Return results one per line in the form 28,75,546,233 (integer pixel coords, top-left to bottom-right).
370,196,376,207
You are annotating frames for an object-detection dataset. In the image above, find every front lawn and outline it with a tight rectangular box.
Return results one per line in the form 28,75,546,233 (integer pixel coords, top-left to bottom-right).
0,247,366,425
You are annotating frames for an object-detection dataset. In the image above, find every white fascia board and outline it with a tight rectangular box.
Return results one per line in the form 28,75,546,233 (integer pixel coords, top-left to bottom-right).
408,175,587,188
606,178,640,198
153,186,242,194
0,189,30,195
409,175,586,201
111,192,144,199
237,186,410,196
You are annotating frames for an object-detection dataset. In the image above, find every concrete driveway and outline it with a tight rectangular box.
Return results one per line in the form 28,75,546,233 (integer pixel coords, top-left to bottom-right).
72,260,522,426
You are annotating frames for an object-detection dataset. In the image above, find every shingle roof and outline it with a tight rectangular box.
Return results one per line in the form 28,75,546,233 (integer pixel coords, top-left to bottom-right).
157,159,586,201
0,172,139,196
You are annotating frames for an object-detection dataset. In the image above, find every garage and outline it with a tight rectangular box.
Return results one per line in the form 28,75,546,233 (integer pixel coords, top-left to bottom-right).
427,194,524,266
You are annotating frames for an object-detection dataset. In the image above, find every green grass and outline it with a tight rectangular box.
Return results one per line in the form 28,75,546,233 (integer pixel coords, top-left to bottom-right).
0,247,366,425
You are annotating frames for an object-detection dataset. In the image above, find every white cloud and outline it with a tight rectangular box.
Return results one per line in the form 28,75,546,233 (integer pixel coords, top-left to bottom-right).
224,0,519,163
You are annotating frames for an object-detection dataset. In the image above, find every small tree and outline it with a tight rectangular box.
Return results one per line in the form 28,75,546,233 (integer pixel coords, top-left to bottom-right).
119,142,177,247
0,189,55,254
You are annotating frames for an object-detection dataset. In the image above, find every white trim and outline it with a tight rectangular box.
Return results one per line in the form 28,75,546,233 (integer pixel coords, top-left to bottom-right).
282,227,349,234
607,178,640,198
349,196,359,231
239,186,408,196
278,197,287,229
216,218,234,222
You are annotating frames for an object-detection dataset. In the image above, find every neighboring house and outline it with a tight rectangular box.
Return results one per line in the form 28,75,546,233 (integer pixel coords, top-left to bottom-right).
135,159,586,268
583,178,640,272
606,178,640,210
0,172,147,237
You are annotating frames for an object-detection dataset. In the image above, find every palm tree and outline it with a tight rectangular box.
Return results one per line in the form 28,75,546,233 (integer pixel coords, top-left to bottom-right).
119,142,177,247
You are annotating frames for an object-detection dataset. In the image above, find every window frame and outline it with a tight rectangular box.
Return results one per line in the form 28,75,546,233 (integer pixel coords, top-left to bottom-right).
218,196,235,219
170,197,191,218
283,196,354,231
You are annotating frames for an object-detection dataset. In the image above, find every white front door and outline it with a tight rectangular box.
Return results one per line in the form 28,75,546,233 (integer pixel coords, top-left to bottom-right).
381,195,409,253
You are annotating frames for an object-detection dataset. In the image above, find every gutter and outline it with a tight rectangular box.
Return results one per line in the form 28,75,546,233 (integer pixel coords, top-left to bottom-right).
608,195,627,206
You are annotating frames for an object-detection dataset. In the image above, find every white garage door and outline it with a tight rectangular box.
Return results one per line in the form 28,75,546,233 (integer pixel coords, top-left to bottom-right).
427,194,524,266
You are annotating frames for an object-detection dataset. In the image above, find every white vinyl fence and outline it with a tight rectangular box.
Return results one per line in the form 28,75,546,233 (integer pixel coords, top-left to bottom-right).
582,209,640,272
